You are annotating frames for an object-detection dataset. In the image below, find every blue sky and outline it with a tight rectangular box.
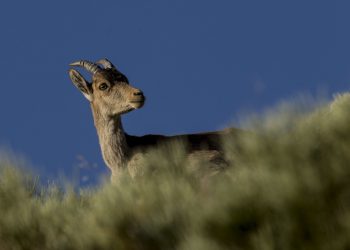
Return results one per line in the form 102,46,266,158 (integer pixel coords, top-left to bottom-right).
0,1,349,185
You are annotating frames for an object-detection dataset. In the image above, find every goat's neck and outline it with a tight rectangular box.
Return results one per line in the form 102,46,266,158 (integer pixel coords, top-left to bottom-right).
91,105,129,175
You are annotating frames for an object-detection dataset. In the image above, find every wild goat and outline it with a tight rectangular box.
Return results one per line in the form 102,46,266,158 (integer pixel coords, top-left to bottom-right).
68,59,242,183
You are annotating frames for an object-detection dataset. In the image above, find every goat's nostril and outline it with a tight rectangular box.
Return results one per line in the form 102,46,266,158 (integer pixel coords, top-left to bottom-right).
133,91,143,96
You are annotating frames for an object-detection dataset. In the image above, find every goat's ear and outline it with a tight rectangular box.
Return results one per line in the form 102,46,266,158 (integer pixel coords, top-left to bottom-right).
68,69,93,101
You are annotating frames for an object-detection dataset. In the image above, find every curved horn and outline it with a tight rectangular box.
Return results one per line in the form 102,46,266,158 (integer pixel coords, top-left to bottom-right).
96,58,116,69
69,60,102,74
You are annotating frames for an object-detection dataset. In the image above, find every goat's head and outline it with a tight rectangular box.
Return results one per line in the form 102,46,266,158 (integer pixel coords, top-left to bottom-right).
68,59,145,116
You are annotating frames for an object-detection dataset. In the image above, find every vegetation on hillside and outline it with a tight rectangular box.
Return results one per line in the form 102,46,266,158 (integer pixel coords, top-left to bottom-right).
1,93,350,249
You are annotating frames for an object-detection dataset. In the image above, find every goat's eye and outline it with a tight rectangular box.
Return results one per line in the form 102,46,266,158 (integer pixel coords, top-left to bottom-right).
99,83,108,91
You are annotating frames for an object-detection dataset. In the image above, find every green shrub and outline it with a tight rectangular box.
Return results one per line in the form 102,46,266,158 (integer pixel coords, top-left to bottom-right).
1,93,350,249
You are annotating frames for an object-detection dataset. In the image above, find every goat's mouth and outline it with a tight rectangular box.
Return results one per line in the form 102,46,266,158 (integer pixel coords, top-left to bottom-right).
130,99,145,109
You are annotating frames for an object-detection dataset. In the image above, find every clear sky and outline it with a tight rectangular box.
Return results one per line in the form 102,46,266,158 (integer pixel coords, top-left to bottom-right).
0,0,349,185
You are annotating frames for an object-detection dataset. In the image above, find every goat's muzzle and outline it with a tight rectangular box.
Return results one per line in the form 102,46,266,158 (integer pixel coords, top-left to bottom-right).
129,90,145,109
